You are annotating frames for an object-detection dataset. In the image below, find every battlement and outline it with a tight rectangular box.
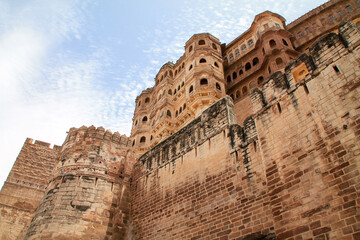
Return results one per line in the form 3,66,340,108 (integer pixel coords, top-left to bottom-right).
25,138,61,150
65,125,131,147
137,96,237,171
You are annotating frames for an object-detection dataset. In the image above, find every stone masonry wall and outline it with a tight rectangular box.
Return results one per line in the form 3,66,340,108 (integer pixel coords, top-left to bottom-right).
131,97,277,239
0,138,60,240
130,22,360,240
250,22,360,239
24,126,135,240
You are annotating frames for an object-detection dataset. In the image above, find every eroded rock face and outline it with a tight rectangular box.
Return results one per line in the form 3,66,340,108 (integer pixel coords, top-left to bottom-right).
24,126,135,240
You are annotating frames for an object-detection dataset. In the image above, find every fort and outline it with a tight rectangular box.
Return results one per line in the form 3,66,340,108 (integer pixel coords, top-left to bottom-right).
1,0,359,239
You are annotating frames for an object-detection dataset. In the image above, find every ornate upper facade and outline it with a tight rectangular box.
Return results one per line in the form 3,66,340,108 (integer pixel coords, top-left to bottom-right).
131,0,360,156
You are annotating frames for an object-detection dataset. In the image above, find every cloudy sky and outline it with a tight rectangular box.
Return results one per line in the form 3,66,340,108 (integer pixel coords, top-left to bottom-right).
0,0,328,188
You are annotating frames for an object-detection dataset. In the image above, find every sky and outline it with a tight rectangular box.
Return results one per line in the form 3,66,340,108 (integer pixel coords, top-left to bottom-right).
0,0,328,189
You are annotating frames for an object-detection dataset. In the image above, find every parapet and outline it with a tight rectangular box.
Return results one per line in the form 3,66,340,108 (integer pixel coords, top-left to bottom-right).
25,138,61,150
138,96,237,170
64,125,131,147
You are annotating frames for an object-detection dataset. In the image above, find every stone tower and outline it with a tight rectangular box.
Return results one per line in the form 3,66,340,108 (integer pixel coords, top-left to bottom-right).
24,126,134,239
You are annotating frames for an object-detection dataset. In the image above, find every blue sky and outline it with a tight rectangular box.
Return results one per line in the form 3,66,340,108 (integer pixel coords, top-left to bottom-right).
0,0,328,188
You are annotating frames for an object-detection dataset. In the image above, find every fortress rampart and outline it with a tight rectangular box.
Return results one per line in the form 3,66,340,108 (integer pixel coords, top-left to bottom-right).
0,1,359,239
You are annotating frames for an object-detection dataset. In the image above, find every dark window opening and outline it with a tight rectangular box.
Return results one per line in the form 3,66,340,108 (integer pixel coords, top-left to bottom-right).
167,110,172,117
333,65,340,73
269,39,276,48
227,76,231,83
212,43,217,50
239,69,243,75
262,48,265,55
200,58,207,63
236,91,240,99
199,40,205,45
140,136,146,143
346,5,352,12
303,84,310,94
183,103,186,110
253,57,259,66
200,78,208,85
189,85,194,93
214,62,219,68
189,45,193,52
216,83,221,90
245,62,251,71
233,72,237,79
282,39,288,46
145,97,150,103
189,64,193,70
257,76,264,85
142,116,148,122
168,89,172,95
230,94,234,100
277,102,282,113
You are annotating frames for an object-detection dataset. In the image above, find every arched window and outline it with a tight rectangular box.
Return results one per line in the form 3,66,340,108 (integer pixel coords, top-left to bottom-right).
174,89,177,94
298,32,303,38
216,83,221,90
241,44,247,52
189,64,193,70
189,85,194,93
199,40,205,45
268,66,271,74
239,69,243,75
214,62,219,68
242,86,248,94
212,43,217,49
200,78,208,85
227,76,231,83
262,48,265,55
276,57,283,65
140,136,146,143
138,101,141,107
305,28,311,34
175,110,178,117
179,107,182,113
249,81,256,89
199,58,207,63
248,39,254,47
175,70,177,76
150,135,153,141
253,57,259,66
189,45,193,52
269,39,276,48
183,103,186,110
233,72,237,79
178,85,180,91
145,97,150,103
181,82,184,87
230,94,234,100
167,110,172,117
282,39,288,46
142,116,148,122
235,91,240,99
245,62,251,71
257,76,264,85
135,120,138,126
132,140,135,146
235,49,240,57
168,89,172,95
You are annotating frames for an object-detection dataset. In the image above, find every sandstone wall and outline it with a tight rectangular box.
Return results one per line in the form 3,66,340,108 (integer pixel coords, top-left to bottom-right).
0,138,60,240
130,97,277,239
24,126,135,240
130,22,360,240
250,22,360,239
